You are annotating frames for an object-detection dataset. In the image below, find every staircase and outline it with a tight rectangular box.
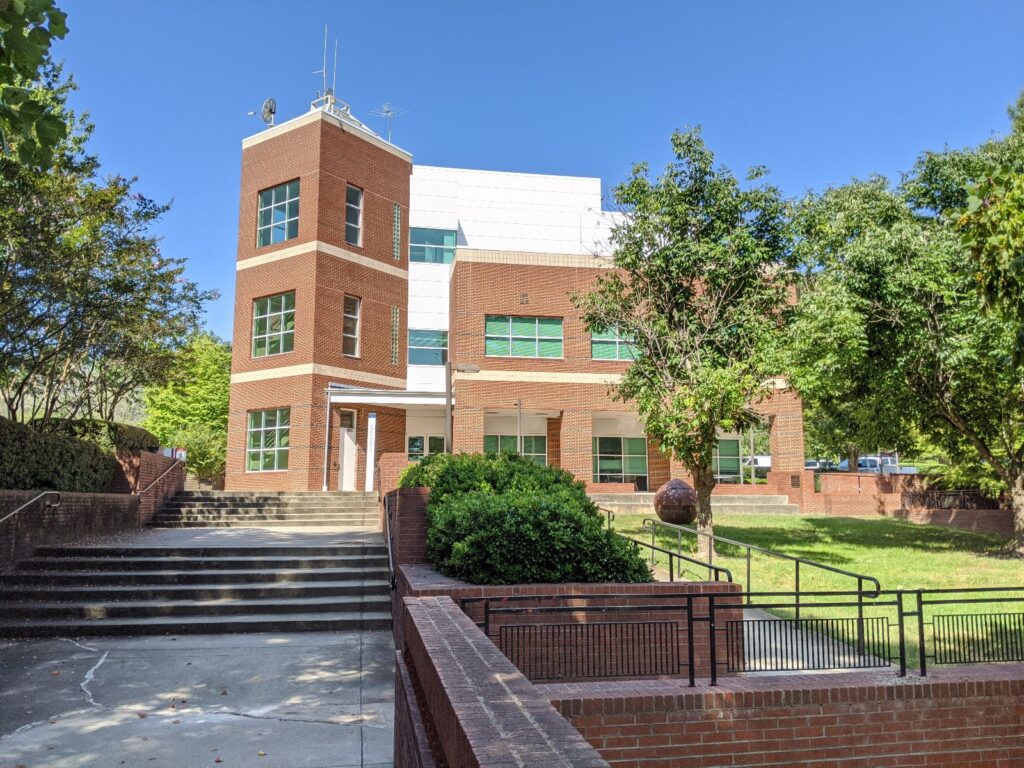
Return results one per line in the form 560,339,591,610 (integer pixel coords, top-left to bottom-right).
150,490,379,528
591,492,800,516
0,535,392,637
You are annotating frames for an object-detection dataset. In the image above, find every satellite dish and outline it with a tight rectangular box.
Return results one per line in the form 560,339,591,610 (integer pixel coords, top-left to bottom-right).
260,98,277,126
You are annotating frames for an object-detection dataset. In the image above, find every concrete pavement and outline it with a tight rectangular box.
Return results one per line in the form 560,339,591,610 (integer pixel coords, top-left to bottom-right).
0,631,394,768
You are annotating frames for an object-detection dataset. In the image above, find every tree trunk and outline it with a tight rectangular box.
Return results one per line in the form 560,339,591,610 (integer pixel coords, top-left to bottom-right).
1009,474,1024,555
846,446,859,472
692,463,716,562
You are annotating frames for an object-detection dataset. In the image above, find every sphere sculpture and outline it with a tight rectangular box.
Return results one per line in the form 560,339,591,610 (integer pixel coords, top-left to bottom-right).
653,478,698,525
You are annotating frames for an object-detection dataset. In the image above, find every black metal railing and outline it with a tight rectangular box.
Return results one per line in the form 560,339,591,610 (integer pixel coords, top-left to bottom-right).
901,489,1002,510
459,586,1024,686
374,461,396,590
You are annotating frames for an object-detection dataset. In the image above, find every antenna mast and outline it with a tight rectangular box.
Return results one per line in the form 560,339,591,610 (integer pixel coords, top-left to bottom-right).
313,24,328,97
370,102,409,143
332,38,339,95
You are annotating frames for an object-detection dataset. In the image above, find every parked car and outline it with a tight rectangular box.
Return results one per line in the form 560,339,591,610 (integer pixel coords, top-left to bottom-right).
805,459,840,471
835,455,917,474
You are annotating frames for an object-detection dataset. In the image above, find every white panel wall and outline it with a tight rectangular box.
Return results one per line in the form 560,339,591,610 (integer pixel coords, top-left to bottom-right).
483,414,549,435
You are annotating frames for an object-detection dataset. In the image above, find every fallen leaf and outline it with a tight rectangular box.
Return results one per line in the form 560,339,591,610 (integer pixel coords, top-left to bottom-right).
214,759,223,764
172,719,180,724
137,713,148,719
257,752,266,757
51,671,60,676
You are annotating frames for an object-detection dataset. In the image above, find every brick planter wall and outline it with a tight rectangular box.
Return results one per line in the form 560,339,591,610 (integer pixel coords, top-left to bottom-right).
399,596,610,768
542,664,1024,767
0,491,138,568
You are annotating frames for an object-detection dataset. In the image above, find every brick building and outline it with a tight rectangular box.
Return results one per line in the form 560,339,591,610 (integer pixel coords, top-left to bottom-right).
225,95,804,493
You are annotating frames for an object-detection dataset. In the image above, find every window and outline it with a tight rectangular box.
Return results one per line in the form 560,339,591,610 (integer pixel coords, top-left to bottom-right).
392,204,402,260
408,435,446,461
252,291,295,357
409,227,456,264
343,295,360,356
714,439,741,482
484,316,563,358
257,180,299,247
408,330,448,366
592,436,648,490
591,327,638,361
247,408,290,471
483,434,547,466
345,185,363,245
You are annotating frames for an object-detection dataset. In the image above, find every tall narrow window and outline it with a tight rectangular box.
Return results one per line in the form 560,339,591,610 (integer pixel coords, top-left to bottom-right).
484,316,563,358
257,180,300,247
408,330,448,365
409,228,457,264
392,204,402,260
345,185,363,246
252,291,295,357
343,295,360,356
247,408,290,471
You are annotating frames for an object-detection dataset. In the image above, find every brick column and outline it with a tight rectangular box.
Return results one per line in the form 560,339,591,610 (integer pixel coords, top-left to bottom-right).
559,409,592,484
546,414,562,469
452,406,484,454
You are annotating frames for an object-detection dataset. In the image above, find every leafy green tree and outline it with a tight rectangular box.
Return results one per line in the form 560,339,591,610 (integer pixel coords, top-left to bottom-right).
0,0,69,167
574,129,792,545
0,69,212,425
168,422,226,483
143,333,231,445
791,103,1024,551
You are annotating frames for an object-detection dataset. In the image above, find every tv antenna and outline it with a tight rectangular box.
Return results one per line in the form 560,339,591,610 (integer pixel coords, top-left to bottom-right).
247,97,277,127
370,102,409,142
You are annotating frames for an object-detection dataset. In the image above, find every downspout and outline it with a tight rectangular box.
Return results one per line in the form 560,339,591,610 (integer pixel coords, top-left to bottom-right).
322,389,333,491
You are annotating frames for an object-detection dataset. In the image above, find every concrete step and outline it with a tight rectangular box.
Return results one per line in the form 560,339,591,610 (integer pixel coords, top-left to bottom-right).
1,580,391,602
711,495,792,506
0,594,391,620
161,500,379,508
151,510,378,518
172,492,377,501
0,611,393,637
17,554,389,571
32,545,386,558
0,566,390,586
147,519,378,528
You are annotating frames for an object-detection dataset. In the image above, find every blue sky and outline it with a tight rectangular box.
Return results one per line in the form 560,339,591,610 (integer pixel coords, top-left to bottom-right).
55,1,1024,341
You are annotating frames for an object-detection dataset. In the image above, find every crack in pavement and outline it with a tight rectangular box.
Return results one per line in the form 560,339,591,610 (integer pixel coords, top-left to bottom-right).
79,650,109,708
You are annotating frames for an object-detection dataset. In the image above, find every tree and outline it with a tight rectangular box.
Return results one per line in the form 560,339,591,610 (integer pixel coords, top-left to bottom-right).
791,103,1024,552
143,333,231,480
0,0,69,167
574,129,792,548
0,68,213,425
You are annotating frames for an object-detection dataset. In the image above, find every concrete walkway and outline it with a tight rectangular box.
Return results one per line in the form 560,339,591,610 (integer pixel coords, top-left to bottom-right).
0,631,394,768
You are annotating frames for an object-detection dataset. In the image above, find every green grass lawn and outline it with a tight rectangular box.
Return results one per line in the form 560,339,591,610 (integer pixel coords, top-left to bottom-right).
611,513,1024,668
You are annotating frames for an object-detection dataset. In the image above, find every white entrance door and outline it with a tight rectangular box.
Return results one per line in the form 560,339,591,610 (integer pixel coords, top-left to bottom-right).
338,411,357,491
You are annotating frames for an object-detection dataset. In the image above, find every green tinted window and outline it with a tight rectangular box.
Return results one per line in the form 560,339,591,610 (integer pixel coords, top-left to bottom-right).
252,291,295,358
257,181,300,247
592,434,648,490
483,434,546,465
246,408,290,471
409,228,457,263
408,330,448,366
591,326,637,361
484,315,562,358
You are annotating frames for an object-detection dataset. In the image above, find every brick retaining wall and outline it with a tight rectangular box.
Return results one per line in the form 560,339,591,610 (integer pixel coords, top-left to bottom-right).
399,596,610,768
0,491,138,568
542,664,1024,767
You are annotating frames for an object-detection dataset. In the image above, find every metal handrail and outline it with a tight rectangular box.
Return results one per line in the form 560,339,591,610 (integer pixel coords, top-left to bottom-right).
135,459,185,496
375,460,397,590
626,536,733,583
0,491,61,527
639,517,881,599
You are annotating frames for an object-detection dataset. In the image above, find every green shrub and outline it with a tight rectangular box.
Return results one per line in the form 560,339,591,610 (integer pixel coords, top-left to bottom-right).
45,419,160,453
0,417,119,492
169,423,226,481
403,452,652,585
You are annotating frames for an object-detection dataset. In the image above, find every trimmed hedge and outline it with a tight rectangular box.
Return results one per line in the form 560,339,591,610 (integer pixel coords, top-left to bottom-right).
399,452,652,585
45,419,160,453
0,417,119,492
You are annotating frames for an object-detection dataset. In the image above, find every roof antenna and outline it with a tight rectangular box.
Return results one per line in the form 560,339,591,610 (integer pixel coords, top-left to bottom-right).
370,102,409,143
331,38,339,96
313,24,328,97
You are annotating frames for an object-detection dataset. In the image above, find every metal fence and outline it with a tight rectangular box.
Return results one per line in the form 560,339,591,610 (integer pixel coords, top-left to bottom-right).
461,586,1024,685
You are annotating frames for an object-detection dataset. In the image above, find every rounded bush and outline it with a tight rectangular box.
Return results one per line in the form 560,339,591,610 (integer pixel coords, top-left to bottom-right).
403,452,652,585
0,417,118,492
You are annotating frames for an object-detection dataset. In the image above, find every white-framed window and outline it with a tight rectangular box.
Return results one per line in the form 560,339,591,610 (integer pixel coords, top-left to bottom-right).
714,438,741,482
591,327,638,361
483,434,547,466
345,185,362,246
408,435,446,461
409,227,456,264
247,408,290,472
484,316,563,358
343,295,360,356
252,291,295,357
408,330,448,366
257,180,299,247
592,436,648,490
